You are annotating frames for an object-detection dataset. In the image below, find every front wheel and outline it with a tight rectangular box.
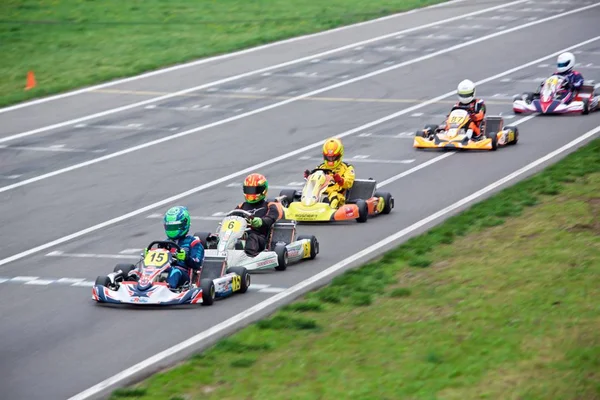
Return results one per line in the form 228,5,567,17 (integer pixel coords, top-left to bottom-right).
274,243,288,271
582,99,590,115
200,279,215,306
95,275,114,289
356,199,368,223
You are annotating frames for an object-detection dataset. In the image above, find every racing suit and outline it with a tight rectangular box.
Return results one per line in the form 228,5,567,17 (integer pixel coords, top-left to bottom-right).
166,235,204,289
235,200,282,257
448,98,486,138
549,70,584,103
315,161,355,208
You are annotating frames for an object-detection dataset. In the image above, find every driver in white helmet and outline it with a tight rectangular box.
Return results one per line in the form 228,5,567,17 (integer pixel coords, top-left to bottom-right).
541,52,584,103
448,79,487,140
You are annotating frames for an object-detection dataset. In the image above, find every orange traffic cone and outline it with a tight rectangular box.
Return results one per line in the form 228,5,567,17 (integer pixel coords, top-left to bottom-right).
25,71,36,91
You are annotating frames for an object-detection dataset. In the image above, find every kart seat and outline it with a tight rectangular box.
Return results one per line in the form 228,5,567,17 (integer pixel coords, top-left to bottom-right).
346,179,377,203
266,221,296,250
200,255,226,281
482,115,504,135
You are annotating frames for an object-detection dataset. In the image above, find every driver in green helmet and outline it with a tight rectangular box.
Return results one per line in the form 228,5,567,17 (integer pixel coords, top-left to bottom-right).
234,173,282,257
160,206,204,289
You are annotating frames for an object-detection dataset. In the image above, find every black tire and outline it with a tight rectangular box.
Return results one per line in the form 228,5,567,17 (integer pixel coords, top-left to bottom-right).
227,266,251,293
504,126,519,145
200,278,215,306
356,199,369,223
113,263,135,277
523,92,535,103
418,124,438,138
374,191,394,214
274,243,288,271
485,130,498,151
582,99,590,115
193,231,216,249
95,275,111,287
278,189,298,206
297,235,319,259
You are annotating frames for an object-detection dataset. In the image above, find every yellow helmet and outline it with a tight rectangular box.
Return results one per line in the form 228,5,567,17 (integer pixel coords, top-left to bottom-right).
322,137,344,169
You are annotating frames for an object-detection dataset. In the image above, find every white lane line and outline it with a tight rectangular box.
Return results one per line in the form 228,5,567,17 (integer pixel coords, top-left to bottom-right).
0,0,468,114
0,144,105,153
358,132,414,139
0,174,22,179
0,37,597,268
75,123,180,132
0,26,597,198
0,1,522,134
298,156,415,164
70,122,600,400
46,250,139,260
145,104,244,113
262,71,350,79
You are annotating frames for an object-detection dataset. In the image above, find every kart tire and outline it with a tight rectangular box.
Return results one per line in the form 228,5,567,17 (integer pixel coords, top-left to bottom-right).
227,266,250,293
95,275,111,287
113,263,135,277
274,243,288,271
582,99,590,115
297,235,319,259
356,199,369,223
193,231,216,249
504,126,519,145
278,189,297,206
374,191,394,214
523,92,535,103
200,278,216,306
418,124,438,138
485,130,498,151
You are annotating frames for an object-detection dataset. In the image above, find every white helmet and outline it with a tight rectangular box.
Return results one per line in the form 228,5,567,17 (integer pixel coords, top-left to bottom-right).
457,79,475,104
557,52,575,74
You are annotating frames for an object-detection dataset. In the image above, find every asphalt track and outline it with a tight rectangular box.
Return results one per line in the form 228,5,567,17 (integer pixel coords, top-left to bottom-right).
1,1,600,399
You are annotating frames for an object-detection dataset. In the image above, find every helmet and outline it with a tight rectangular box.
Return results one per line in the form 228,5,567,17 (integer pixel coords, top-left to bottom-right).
457,79,476,104
322,137,344,169
557,52,575,74
163,206,191,240
243,173,268,203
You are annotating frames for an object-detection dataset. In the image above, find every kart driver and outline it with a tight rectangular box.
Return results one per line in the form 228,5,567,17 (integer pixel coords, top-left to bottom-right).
303,137,355,209
235,173,283,257
447,79,487,140
160,206,204,289
541,52,584,103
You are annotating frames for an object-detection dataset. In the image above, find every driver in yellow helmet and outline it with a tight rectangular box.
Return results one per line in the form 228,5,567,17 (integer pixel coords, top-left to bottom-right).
303,137,355,209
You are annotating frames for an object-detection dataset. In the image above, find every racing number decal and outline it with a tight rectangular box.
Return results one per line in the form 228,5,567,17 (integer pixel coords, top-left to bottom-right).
232,275,241,292
144,251,168,266
224,219,241,232
303,241,311,258
228,221,236,229
448,115,464,124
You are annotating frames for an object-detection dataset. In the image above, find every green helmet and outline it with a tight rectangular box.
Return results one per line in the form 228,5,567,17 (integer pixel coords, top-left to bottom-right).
163,206,191,240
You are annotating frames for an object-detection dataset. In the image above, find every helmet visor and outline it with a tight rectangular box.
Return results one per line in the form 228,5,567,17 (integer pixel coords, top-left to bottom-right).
164,220,185,238
324,154,341,162
243,185,266,195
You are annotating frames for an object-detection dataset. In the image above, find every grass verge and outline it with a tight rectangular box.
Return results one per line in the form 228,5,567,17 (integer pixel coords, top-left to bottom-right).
1,0,448,107
110,138,600,399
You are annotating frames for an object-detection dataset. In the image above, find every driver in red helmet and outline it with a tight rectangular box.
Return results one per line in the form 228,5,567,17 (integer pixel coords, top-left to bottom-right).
235,173,282,257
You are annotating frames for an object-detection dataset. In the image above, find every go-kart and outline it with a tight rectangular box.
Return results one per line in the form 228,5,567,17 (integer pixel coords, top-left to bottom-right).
278,168,394,223
92,241,250,305
195,209,318,272
512,75,599,115
413,108,519,151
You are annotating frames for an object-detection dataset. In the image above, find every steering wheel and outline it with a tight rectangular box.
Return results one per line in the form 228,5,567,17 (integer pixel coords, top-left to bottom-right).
309,167,334,175
145,240,182,252
226,209,254,221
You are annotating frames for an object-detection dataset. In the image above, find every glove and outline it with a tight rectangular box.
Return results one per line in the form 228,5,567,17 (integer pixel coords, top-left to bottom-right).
251,217,263,228
303,169,310,178
176,249,186,261
333,173,344,185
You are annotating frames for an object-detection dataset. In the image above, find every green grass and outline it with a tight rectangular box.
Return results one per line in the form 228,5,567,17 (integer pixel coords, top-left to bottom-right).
1,0,448,107
109,138,600,400
108,139,600,400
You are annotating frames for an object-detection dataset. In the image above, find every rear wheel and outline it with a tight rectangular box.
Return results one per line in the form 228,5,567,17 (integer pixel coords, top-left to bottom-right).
200,279,215,306
274,243,288,271
374,191,394,214
297,235,319,259
356,199,368,223
227,266,250,293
